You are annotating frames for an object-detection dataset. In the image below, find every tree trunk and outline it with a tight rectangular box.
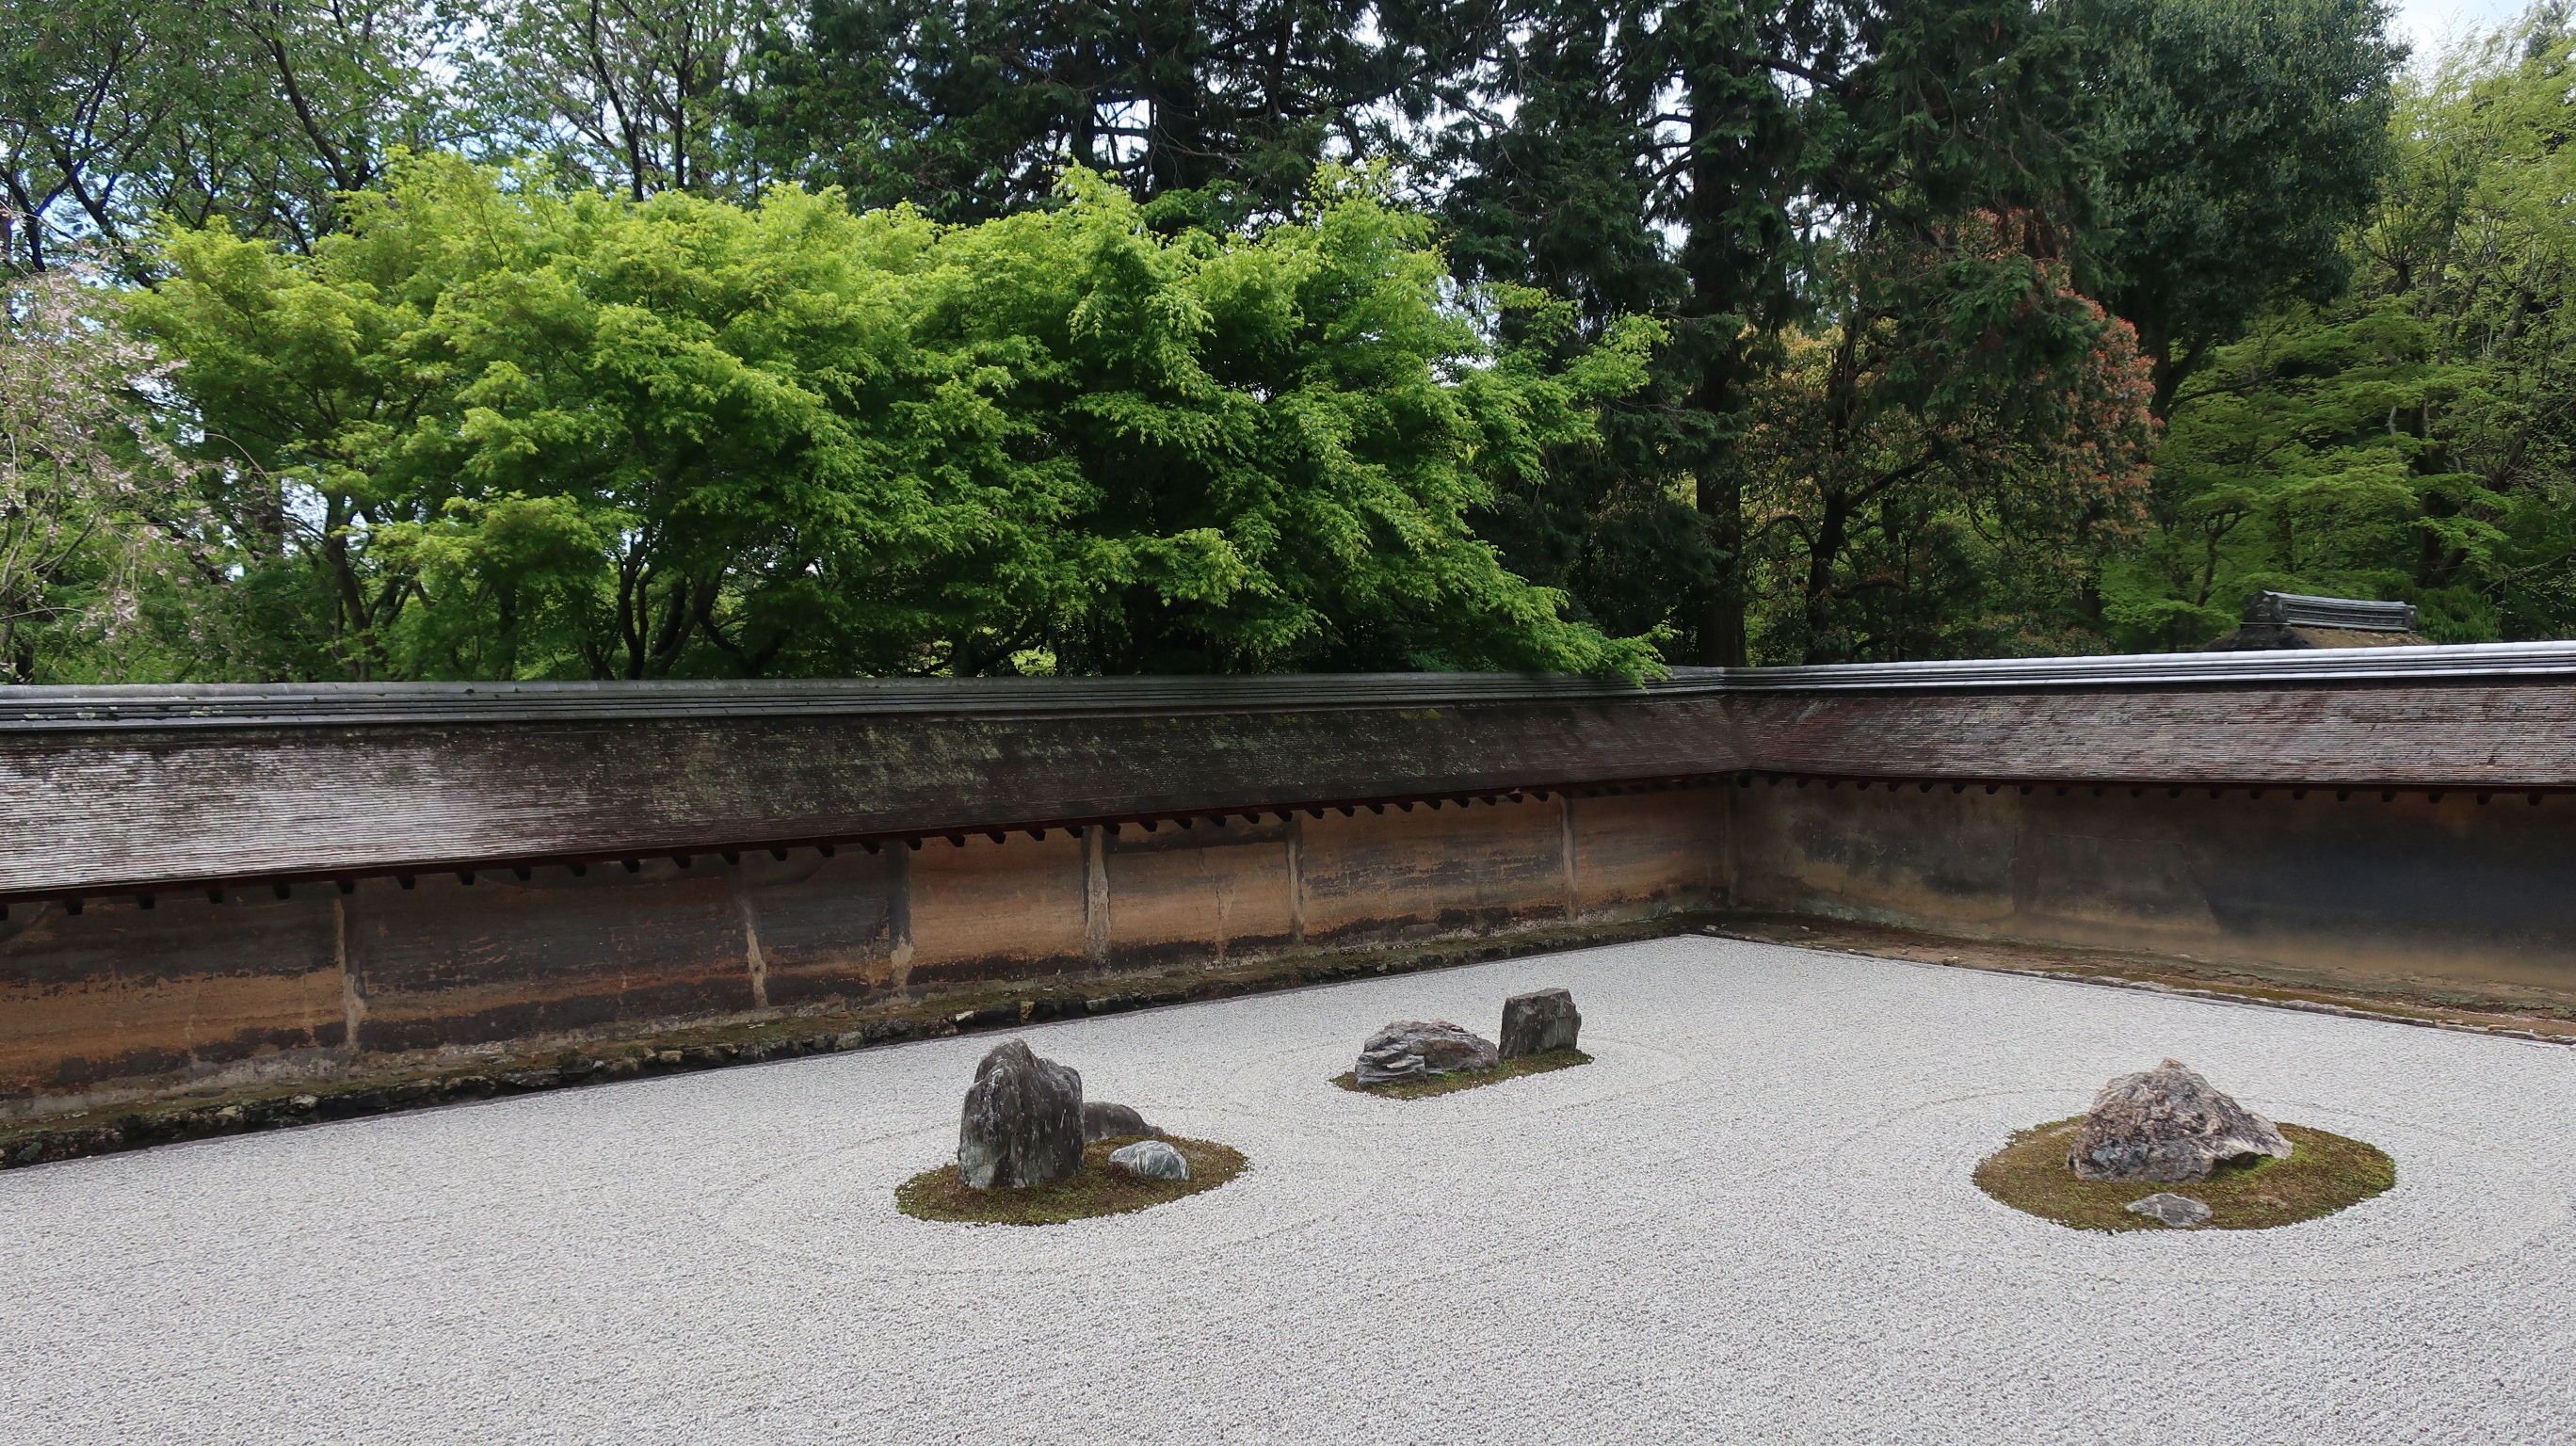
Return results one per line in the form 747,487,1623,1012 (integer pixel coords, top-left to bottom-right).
1140,1,1208,197
1693,461,1747,666
1677,58,1778,668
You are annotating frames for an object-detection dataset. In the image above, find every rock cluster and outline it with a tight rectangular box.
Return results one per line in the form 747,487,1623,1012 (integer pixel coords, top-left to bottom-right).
1354,1020,1500,1084
1499,988,1581,1058
1108,1139,1190,1181
1082,1101,1160,1142
2069,1058,2293,1182
957,1040,1086,1190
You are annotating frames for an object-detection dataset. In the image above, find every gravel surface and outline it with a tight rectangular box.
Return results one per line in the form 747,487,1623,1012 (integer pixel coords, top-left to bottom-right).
4,936,2571,1444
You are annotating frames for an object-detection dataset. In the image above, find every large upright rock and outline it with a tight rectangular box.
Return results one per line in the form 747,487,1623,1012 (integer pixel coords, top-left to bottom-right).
957,1040,1085,1190
1355,1020,1499,1084
1498,988,1582,1059
2069,1058,2293,1182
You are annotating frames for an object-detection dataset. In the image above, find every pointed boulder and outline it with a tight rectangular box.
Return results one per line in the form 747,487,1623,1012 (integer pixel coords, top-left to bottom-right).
2069,1058,2293,1182
958,1039,1085,1190
1498,988,1582,1059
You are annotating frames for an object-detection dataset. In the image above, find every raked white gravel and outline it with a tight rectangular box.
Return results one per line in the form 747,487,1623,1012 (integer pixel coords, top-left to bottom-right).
3,936,2571,1444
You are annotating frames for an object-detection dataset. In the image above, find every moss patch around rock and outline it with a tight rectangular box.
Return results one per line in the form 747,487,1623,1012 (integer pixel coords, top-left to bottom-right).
1328,1048,1592,1100
895,1135,1247,1226
1974,1117,2394,1231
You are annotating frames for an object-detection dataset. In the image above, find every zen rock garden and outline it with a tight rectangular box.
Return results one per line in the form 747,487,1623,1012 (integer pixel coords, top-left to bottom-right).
1337,987,1591,1098
1976,1057,2394,1232
897,1039,1242,1224
903,991,2394,1237
903,987,1596,1224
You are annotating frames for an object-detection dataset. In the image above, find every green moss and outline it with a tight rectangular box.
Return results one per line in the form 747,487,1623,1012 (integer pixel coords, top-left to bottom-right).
1328,1047,1592,1099
894,1135,1247,1226
1974,1118,2394,1231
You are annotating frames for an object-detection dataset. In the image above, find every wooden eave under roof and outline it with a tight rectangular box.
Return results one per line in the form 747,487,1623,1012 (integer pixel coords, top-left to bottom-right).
7,643,2576,904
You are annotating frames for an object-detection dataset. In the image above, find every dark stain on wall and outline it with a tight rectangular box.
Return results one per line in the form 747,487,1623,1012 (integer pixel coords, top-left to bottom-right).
734,849,900,1009
348,866,752,1052
0,892,342,1094
902,833,1090,987
1103,818,1295,970
1297,801,1568,948
1731,782,2576,989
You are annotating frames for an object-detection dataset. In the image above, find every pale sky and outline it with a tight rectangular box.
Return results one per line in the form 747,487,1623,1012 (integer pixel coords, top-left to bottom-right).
2391,0,2536,63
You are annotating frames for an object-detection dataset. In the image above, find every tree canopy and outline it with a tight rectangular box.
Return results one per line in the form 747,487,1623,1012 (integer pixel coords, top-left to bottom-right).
743,0,1498,222
2073,0,2402,416
2101,15,2576,649
0,0,449,274
37,0,2576,686
120,156,1658,681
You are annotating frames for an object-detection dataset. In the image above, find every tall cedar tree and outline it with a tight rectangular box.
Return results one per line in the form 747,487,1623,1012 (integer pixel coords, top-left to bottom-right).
2073,0,2401,418
1736,213,2156,663
1443,0,2091,665
742,0,1501,220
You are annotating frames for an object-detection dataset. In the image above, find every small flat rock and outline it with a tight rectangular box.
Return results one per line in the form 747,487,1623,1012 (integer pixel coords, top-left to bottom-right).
1498,988,1582,1059
1107,1139,1190,1181
1082,1101,1159,1142
2070,1057,2294,1182
957,1039,1085,1190
1355,1020,1498,1084
2126,1193,2214,1228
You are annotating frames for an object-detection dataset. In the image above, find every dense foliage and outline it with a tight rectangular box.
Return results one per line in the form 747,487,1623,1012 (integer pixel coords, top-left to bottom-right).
14,0,2576,683
116,158,1654,680
743,0,1499,221
2101,20,2576,649
1440,0,2106,664
0,265,213,680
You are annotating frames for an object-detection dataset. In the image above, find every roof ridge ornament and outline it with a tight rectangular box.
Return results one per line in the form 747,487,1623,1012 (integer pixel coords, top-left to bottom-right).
2241,590,2419,632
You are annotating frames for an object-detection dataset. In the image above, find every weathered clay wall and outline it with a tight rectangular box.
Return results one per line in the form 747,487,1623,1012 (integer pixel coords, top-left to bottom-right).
1729,779,2576,992
17,650,2576,1132
0,790,1727,1115
0,684,1736,897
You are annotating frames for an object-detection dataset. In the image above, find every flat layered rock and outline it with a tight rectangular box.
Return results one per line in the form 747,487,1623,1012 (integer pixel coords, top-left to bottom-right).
2125,1193,2214,1228
1499,988,1582,1059
958,1040,1085,1190
1083,1101,1159,1142
2070,1058,2293,1182
1355,1020,1498,1085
